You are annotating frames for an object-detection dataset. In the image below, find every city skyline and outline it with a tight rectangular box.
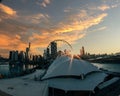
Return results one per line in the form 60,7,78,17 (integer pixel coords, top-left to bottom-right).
0,0,120,57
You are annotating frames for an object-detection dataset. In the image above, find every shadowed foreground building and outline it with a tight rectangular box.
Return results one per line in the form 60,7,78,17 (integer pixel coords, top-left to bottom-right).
41,55,108,96
0,55,120,96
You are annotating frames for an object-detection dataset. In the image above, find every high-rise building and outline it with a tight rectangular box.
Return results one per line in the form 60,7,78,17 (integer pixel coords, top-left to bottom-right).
25,43,31,70
14,51,18,61
51,41,57,59
9,51,18,61
43,49,47,60
19,51,25,62
9,51,13,61
82,46,85,55
46,47,50,59
80,46,85,56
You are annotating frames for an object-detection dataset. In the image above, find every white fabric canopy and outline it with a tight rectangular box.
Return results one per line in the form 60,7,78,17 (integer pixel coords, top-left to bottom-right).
42,55,99,80
48,72,107,91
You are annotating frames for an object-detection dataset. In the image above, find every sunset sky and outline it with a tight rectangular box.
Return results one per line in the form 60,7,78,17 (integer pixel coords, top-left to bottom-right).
0,0,120,57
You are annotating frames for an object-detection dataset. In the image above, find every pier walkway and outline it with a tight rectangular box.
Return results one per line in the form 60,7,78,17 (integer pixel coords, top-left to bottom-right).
95,79,120,96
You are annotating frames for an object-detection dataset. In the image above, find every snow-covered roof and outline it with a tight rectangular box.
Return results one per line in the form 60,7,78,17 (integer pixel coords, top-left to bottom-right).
42,55,100,80
48,72,107,91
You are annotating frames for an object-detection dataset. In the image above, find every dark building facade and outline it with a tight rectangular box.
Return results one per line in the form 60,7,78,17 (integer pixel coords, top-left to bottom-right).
51,41,57,60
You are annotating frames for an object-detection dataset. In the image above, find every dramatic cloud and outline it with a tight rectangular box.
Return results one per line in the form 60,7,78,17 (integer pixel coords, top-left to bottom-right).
22,13,50,24
88,26,107,33
29,32,86,51
0,0,115,57
53,12,107,34
0,4,16,16
0,34,26,49
29,11,107,52
98,0,120,11
41,0,51,7
0,4,17,22
37,0,51,7
98,5,110,11
0,34,27,57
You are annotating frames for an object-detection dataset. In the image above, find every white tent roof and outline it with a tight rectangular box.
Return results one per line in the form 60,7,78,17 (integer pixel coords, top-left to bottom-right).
42,55,100,80
48,72,107,91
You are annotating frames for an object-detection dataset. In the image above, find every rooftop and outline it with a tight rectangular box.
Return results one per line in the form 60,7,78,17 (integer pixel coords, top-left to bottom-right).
0,70,48,96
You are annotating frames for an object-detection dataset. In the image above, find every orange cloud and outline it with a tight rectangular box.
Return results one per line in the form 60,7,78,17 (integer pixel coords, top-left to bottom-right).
0,34,27,51
54,13,107,34
0,34,11,47
0,4,108,57
98,5,110,11
23,13,50,24
28,31,86,55
27,12,107,55
0,4,16,16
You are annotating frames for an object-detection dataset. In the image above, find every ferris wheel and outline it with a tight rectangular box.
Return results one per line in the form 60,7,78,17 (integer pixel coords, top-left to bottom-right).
47,39,73,54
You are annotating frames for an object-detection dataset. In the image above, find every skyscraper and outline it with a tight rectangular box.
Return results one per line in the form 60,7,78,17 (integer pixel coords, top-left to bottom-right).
82,46,85,55
80,46,85,56
46,47,50,59
51,41,57,59
43,49,47,60
9,51,18,61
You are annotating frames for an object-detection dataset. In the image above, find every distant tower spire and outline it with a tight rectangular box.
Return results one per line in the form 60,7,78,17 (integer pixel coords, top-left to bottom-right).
82,46,85,55
29,42,31,51
80,46,85,56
